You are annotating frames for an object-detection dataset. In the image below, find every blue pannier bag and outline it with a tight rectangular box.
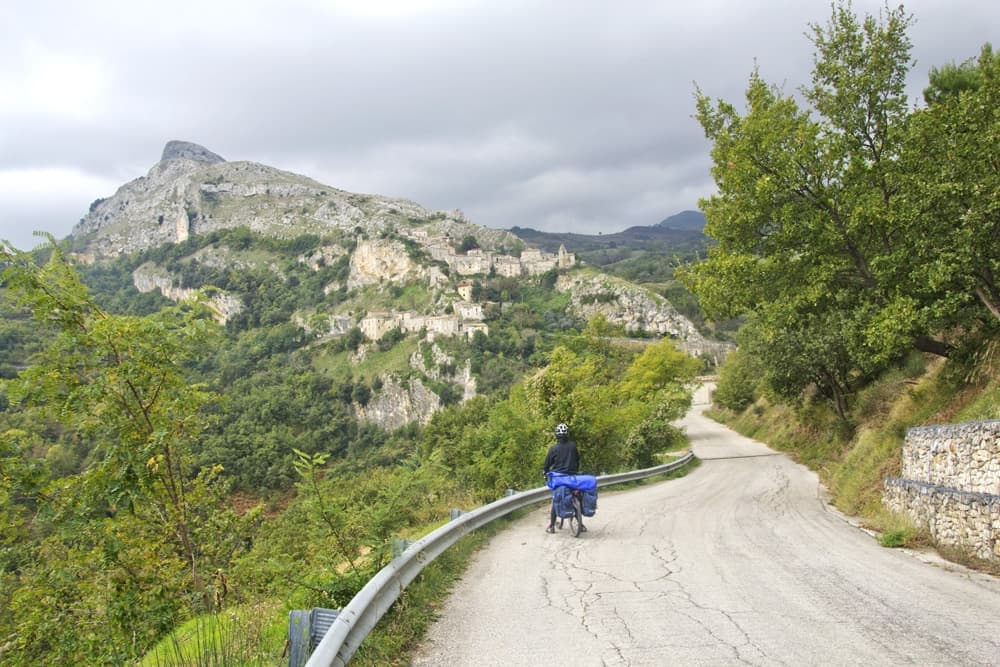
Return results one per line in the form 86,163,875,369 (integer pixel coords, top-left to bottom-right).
581,488,597,517
546,473,597,491
552,486,576,519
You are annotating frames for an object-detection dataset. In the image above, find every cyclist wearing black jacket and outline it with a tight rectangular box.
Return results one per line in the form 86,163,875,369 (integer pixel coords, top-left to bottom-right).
543,423,580,533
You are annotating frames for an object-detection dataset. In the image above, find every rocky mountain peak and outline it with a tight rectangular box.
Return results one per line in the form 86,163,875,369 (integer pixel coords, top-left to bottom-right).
160,140,225,164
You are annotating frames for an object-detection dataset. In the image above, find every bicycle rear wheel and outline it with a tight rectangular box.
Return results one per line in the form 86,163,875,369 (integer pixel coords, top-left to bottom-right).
569,494,584,537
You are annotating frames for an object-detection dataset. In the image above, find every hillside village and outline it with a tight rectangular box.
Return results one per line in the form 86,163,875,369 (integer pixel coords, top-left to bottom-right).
74,142,726,398
354,240,576,342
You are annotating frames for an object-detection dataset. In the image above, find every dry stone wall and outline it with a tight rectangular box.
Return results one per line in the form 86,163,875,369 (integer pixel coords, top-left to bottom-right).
883,420,1000,561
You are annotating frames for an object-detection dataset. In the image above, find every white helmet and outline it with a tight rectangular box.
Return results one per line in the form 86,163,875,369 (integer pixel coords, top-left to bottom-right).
554,423,569,438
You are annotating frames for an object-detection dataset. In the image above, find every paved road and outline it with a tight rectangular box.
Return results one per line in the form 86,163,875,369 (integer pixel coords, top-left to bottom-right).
410,385,1000,666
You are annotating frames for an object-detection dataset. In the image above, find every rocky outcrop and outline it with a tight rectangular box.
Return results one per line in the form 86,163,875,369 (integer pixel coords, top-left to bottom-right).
557,273,702,340
348,238,421,288
353,376,441,430
70,142,522,260
299,244,349,271
410,343,477,401
132,262,243,324
161,140,225,163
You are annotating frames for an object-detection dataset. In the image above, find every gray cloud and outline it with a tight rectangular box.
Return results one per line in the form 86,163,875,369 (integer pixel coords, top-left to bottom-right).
2,0,997,251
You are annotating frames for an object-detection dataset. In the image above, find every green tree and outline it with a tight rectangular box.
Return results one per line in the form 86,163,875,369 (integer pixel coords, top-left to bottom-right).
619,338,700,400
903,44,1000,326
922,45,994,105
525,326,697,474
686,5,1000,418
467,385,547,496
685,2,949,362
622,394,688,468
457,235,480,253
1,241,248,663
711,348,763,411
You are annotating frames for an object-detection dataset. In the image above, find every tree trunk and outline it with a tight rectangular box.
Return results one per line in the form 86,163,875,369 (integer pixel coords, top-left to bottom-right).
975,285,1000,322
820,369,850,421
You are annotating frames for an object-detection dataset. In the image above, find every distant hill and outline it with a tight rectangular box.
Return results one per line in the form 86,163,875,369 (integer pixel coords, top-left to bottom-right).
70,140,517,259
508,210,708,283
509,210,705,254
656,210,706,231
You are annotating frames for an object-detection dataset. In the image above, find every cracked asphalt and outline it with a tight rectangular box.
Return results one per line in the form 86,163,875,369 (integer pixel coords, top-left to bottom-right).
409,385,1000,666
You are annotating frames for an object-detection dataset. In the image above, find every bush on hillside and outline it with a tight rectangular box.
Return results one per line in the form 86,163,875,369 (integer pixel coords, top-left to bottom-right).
712,348,761,411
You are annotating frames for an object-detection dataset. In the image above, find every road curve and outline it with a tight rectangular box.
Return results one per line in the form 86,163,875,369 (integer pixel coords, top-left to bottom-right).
410,385,1000,666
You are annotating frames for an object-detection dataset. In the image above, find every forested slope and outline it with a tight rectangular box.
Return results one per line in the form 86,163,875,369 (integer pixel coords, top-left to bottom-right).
0,229,704,665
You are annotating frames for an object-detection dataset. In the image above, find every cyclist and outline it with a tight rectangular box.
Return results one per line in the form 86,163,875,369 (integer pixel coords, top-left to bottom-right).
543,423,582,533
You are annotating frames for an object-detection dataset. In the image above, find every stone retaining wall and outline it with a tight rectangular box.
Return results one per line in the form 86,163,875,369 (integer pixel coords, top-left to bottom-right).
884,420,1000,562
901,421,1000,495
883,478,1000,561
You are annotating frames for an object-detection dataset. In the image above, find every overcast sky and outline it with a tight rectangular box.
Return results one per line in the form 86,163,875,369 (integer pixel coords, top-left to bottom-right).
1,1,997,251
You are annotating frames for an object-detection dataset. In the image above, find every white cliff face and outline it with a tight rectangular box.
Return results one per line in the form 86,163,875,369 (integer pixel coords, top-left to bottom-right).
347,238,421,288
132,262,243,324
353,377,441,430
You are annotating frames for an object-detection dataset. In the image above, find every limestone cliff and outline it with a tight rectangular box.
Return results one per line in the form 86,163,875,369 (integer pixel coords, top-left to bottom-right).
353,376,441,430
556,273,700,339
161,140,226,163
71,141,521,259
132,261,243,324
348,238,423,289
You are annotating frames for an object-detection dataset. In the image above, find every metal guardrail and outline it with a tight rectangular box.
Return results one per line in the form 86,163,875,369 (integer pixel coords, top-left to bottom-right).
305,451,695,666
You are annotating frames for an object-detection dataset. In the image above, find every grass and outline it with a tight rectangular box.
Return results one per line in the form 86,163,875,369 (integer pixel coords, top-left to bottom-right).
865,508,930,549
934,546,1000,578
140,602,286,667
352,337,421,384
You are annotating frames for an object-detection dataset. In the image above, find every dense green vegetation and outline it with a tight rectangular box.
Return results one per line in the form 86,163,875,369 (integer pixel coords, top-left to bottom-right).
0,236,699,665
692,3,999,555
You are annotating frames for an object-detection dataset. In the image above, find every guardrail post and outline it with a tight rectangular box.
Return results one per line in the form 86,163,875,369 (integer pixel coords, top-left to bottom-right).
289,608,339,667
449,508,466,520
505,488,516,497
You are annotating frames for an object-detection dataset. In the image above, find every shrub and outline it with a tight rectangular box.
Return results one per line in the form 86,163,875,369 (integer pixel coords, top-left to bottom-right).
713,349,761,411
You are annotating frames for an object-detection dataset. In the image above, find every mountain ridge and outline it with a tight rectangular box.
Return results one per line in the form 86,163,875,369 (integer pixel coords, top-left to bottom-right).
71,140,706,263
71,141,519,260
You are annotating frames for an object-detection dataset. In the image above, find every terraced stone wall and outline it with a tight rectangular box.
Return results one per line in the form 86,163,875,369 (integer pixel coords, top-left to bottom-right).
884,420,1000,562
